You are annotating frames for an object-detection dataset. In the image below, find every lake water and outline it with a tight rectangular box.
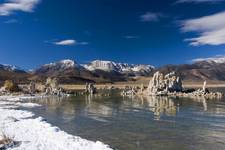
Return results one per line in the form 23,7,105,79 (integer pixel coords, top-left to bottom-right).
29,91,225,150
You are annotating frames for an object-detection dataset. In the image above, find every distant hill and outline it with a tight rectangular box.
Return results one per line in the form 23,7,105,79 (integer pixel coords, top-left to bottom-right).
0,64,29,85
157,60,225,82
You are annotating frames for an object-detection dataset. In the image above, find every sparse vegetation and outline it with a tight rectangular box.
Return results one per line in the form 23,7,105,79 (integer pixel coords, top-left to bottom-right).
3,80,20,92
0,133,14,149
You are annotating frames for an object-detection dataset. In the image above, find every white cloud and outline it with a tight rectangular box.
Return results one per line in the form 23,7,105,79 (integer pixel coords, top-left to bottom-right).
176,0,225,3
0,0,41,16
181,11,225,46
53,39,88,46
140,12,164,22
123,35,140,39
54,40,76,46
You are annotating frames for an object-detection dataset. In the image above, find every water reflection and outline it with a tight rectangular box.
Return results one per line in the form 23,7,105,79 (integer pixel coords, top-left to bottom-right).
126,95,211,120
85,95,180,120
141,96,178,120
84,95,114,122
203,98,207,111
28,93,225,150
32,94,212,121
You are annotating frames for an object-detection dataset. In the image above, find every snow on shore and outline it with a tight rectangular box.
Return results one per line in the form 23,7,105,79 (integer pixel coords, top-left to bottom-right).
0,95,113,150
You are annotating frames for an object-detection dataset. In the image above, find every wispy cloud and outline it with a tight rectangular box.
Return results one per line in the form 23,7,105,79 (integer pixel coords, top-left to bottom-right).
52,39,89,46
4,18,18,23
123,35,140,39
176,0,225,3
79,42,89,45
140,12,164,22
54,39,76,46
0,0,41,16
180,11,225,46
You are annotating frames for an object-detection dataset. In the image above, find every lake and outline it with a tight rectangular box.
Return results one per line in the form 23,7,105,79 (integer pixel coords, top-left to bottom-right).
29,90,225,150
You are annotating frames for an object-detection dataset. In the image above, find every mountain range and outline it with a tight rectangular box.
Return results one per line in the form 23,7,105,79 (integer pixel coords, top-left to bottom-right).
1,57,225,84
31,60,154,83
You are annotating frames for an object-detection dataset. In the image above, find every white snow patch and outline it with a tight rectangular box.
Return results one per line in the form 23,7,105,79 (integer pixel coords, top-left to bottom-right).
15,102,41,108
43,59,77,69
83,60,154,74
1,64,23,72
192,55,225,64
0,96,113,150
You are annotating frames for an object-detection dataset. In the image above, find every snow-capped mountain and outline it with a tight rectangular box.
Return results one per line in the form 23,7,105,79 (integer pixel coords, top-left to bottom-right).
34,59,83,74
33,59,155,76
0,64,25,73
193,55,225,64
117,63,154,74
33,59,97,83
83,60,116,71
42,59,78,70
32,59,155,83
83,60,154,75
0,64,28,84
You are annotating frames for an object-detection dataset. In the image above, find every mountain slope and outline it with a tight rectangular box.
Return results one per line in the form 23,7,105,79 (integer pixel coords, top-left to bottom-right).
157,60,225,82
32,60,96,83
32,60,128,83
0,64,29,85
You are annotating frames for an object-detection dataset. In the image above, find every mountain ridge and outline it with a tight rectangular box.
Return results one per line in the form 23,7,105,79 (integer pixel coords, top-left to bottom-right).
32,59,154,83
1,58,225,84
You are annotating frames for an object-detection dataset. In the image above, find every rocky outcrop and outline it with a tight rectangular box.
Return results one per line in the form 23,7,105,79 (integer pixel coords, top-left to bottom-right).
45,78,63,96
147,71,183,95
85,83,96,94
29,81,36,94
121,86,137,96
177,81,223,99
121,72,183,97
131,71,224,99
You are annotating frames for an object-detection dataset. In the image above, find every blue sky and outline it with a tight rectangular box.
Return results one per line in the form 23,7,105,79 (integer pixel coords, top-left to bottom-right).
0,0,225,69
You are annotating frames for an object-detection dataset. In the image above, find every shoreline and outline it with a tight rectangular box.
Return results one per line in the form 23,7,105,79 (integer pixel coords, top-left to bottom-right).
183,84,225,88
0,95,112,150
61,83,225,91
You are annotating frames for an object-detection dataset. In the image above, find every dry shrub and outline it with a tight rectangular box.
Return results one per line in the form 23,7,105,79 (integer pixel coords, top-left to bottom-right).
0,135,12,145
3,80,20,92
0,134,14,149
0,132,20,149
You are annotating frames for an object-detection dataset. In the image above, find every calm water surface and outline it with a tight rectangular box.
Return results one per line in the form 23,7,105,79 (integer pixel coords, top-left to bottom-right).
29,90,225,150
